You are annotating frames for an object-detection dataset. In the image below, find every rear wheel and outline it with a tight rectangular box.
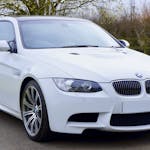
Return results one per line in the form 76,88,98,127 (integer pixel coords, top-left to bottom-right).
21,80,51,142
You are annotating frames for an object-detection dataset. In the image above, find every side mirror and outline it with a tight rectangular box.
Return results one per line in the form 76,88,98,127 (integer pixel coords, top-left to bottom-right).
119,39,130,48
0,40,10,51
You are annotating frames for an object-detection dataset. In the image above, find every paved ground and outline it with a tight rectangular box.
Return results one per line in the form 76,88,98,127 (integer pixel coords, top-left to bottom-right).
1,111,150,150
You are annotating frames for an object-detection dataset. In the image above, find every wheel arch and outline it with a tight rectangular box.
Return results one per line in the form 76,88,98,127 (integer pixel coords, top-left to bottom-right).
19,77,36,109
19,77,51,141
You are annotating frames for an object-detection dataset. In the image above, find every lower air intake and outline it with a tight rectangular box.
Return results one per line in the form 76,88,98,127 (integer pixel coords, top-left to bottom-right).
68,113,99,122
110,113,150,126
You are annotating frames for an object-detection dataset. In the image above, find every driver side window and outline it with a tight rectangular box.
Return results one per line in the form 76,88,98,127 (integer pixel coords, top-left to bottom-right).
0,21,15,41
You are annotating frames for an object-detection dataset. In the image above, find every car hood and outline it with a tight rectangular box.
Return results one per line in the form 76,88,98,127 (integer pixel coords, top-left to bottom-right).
24,48,150,82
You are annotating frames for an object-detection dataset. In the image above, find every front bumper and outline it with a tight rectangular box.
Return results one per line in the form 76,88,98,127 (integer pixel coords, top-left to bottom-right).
38,78,150,134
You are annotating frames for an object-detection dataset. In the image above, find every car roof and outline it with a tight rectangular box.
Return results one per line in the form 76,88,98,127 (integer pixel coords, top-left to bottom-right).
0,16,88,22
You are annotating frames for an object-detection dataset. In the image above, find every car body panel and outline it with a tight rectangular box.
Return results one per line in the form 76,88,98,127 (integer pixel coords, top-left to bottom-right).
22,48,150,82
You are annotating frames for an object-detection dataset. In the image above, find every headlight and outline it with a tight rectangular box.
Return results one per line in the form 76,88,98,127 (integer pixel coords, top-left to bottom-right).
53,78,102,92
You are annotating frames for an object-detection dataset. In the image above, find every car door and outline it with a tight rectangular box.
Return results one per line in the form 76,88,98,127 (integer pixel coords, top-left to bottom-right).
0,21,22,113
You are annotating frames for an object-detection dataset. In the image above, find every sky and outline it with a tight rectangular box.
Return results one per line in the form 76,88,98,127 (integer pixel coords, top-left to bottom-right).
123,0,150,12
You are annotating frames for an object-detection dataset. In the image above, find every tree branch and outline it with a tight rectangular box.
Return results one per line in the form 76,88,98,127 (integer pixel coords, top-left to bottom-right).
57,0,94,13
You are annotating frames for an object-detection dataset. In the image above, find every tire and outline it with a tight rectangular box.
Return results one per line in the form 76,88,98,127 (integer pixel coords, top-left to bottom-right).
21,80,51,142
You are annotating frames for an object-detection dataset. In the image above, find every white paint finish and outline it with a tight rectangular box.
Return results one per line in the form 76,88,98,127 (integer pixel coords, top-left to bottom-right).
123,100,150,113
0,16,150,134
22,48,150,82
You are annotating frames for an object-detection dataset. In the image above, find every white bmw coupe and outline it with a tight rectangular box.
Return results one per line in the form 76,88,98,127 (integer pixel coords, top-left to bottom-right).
0,16,150,141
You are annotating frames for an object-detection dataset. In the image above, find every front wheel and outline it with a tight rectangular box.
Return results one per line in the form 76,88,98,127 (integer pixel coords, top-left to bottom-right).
21,80,51,142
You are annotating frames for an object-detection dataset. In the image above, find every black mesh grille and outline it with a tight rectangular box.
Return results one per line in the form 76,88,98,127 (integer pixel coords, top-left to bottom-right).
110,113,150,126
113,81,141,96
146,80,150,94
68,113,99,122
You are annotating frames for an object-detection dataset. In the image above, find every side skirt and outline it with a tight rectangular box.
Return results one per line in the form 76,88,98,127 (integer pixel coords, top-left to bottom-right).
0,104,22,120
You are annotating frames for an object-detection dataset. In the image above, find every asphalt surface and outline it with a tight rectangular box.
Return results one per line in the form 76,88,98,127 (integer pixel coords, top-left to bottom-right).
1,111,150,150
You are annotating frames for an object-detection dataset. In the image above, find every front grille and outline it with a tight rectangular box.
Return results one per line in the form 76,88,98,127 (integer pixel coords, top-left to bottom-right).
110,113,150,126
68,113,99,122
146,80,150,94
113,81,141,96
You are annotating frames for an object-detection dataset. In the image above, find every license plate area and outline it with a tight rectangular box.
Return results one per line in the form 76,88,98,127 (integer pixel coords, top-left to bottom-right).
123,100,150,113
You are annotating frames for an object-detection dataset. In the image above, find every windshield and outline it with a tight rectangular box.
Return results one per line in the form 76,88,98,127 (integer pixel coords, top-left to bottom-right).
19,19,122,49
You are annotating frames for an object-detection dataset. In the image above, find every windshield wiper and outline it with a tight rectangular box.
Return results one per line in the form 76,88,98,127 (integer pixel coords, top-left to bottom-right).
61,45,100,48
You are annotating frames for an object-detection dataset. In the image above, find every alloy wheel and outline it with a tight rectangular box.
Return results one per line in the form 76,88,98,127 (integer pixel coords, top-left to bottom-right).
22,86,42,136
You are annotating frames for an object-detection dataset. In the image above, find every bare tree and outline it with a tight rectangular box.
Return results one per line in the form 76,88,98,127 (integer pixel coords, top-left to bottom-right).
0,0,99,16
